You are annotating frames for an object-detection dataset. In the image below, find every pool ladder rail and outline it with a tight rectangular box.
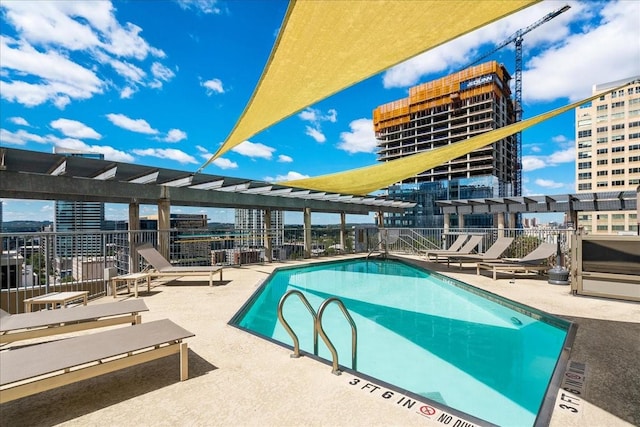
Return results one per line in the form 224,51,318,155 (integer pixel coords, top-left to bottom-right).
366,238,388,260
277,290,357,375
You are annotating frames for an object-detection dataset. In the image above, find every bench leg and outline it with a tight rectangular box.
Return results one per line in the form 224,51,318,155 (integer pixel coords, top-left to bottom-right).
180,342,189,381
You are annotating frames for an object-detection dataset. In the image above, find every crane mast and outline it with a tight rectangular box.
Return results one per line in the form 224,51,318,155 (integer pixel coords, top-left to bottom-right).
460,5,570,220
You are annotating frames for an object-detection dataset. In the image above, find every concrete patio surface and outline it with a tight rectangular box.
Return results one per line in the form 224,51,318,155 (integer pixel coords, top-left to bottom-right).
1,254,638,427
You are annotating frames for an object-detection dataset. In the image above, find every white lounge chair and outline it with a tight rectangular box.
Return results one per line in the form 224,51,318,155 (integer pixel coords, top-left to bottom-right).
1,299,148,344
137,243,224,287
0,319,194,403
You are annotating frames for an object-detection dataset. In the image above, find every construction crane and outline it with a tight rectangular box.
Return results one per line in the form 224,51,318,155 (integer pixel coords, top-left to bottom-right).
462,4,571,204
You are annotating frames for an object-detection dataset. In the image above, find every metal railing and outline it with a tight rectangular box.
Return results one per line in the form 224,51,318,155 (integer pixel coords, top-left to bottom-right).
1,226,573,313
317,297,358,375
277,290,357,375
277,290,319,358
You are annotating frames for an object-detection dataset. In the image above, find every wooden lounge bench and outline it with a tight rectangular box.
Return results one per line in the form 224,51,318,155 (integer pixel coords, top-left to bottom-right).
23,291,88,312
476,242,556,280
0,299,149,344
476,262,550,280
137,243,224,287
0,319,194,404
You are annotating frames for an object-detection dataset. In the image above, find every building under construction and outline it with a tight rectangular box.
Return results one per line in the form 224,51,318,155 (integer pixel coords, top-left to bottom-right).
373,61,518,228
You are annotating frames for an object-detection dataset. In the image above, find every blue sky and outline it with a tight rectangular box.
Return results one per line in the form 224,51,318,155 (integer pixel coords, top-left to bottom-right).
1,0,639,224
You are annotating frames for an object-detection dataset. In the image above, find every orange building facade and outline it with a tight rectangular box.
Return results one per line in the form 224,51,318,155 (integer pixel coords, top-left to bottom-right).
373,61,518,227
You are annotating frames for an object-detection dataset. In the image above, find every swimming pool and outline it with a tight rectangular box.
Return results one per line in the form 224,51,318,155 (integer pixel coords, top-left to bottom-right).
230,258,575,426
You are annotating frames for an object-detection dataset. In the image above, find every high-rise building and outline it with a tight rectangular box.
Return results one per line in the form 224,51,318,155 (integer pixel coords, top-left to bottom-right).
53,149,105,262
373,61,517,228
575,76,640,234
235,209,284,247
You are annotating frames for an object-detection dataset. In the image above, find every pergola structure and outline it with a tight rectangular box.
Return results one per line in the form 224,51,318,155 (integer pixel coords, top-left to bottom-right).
0,148,413,260
436,190,640,232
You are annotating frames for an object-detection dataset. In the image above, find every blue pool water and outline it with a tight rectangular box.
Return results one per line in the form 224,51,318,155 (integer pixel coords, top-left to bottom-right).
231,258,572,426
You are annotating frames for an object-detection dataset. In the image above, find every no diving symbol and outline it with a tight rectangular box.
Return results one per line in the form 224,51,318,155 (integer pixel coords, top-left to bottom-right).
419,405,436,416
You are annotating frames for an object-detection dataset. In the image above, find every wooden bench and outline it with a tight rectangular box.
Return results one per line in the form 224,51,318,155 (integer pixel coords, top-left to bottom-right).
23,291,88,312
0,319,194,403
1,299,148,344
110,272,151,298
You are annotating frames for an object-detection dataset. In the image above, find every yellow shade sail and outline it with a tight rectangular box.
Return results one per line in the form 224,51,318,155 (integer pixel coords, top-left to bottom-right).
283,85,628,195
198,0,537,171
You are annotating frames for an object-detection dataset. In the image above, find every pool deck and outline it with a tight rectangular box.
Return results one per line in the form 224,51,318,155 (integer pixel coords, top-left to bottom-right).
1,254,638,427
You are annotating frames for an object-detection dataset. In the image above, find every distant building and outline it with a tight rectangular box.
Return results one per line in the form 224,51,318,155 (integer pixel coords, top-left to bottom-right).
575,76,640,234
373,61,518,228
141,214,209,265
53,149,105,260
235,209,284,247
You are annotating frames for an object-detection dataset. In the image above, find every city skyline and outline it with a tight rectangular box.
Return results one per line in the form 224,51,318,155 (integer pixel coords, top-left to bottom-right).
1,0,639,223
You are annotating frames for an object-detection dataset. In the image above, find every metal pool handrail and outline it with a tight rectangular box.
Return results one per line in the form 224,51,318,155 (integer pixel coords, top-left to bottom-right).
317,297,357,375
277,290,318,358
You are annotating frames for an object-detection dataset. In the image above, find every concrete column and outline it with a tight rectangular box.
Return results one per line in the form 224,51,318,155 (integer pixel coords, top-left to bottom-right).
458,213,465,229
158,198,170,261
128,203,140,273
509,213,517,230
264,209,272,263
303,208,311,258
340,212,346,251
377,210,384,228
496,213,505,237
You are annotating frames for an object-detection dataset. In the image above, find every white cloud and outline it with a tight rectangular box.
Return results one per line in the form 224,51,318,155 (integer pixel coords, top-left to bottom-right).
212,157,238,169
163,128,187,143
265,171,309,183
0,1,170,107
202,78,224,95
521,156,547,172
0,128,47,145
150,62,175,88
523,1,640,103
299,107,337,142
196,145,235,169
382,2,577,88
48,136,134,162
120,86,136,99
305,126,326,143
106,113,159,135
50,118,101,139
8,117,29,126
522,147,575,172
534,178,566,189
109,59,146,83
278,154,293,163
0,127,131,162
132,148,197,164
0,37,104,107
336,118,377,154
176,0,221,15
298,109,317,122
552,135,568,144
547,147,576,164
232,140,275,159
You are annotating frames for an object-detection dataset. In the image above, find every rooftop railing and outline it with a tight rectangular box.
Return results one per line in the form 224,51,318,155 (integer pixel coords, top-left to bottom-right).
1,226,572,314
